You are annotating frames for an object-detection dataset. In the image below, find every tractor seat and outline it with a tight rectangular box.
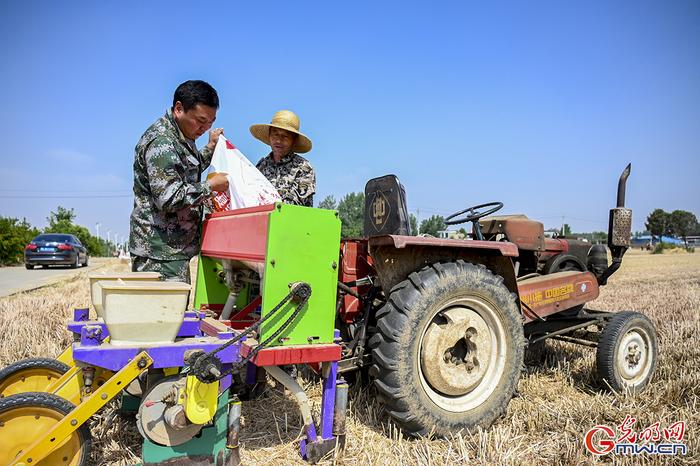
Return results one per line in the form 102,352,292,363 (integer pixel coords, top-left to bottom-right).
364,175,411,236
478,215,544,251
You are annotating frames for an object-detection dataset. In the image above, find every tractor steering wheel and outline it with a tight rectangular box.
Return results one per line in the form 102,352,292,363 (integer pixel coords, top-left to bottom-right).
444,202,504,226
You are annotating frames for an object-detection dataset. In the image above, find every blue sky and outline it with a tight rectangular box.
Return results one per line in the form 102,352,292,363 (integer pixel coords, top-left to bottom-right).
1,1,698,242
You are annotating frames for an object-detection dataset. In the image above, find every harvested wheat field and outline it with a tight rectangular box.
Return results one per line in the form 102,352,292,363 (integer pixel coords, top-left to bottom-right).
0,251,698,465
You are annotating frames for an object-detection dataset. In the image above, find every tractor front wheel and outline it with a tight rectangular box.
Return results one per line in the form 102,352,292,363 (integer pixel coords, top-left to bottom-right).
370,261,524,437
0,358,70,398
596,311,658,393
0,392,91,465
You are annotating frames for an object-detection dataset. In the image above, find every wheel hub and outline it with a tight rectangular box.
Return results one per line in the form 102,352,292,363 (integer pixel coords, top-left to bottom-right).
421,306,492,396
617,331,648,381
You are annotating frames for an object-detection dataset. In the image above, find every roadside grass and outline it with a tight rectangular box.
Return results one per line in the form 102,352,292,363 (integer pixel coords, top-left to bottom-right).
0,253,698,465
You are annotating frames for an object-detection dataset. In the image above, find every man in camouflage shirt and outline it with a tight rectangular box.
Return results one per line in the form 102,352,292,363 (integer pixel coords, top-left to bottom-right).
250,110,316,206
129,80,228,282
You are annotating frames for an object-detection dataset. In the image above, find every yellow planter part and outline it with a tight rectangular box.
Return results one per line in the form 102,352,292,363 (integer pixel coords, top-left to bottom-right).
46,366,83,405
8,351,152,466
184,375,219,425
56,345,75,366
163,367,180,376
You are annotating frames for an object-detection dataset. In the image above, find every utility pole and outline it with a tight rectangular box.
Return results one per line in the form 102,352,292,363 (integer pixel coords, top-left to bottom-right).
95,222,101,241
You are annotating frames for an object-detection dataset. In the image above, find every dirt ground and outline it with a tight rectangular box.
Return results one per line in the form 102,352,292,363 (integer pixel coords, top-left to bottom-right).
0,250,697,465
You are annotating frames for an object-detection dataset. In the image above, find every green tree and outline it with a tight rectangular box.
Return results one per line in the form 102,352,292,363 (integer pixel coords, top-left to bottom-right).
337,192,365,238
47,206,76,227
0,217,40,265
561,223,572,237
318,195,337,210
409,213,418,236
419,215,446,236
645,209,670,244
590,231,608,244
44,206,103,256
669,210,698,246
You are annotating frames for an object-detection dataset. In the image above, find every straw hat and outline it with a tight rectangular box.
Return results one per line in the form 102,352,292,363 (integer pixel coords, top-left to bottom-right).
249,110,312,153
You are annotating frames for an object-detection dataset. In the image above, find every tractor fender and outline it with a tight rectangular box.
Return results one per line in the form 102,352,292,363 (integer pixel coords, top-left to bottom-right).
368,235,519,299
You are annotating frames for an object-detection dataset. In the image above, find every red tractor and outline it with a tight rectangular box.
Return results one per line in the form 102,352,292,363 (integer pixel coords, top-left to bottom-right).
335,164,657,436
0,165,657,464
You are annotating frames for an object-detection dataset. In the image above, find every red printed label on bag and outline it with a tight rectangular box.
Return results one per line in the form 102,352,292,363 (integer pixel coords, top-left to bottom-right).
207,172,232,212
212,190,231,212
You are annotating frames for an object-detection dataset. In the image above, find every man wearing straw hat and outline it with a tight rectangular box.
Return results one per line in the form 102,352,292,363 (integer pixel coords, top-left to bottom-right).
250,110,316,207
250,110,315,385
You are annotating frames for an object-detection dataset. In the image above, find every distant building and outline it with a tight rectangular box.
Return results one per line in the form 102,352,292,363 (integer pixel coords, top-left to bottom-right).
630,235,683,248
437,230,467,240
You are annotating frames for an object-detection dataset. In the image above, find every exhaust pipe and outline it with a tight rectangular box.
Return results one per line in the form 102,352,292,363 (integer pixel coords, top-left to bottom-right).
597,164,632,285
616,163,631,208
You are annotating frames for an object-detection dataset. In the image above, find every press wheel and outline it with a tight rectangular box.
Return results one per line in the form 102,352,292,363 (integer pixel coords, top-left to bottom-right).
0,392,91,465
0,358,70,398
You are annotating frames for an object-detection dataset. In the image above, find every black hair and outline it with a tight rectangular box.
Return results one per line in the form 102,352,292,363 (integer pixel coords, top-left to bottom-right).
172,80,219,111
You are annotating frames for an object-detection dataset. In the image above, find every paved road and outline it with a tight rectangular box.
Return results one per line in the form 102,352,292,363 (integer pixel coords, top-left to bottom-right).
0,258,112,297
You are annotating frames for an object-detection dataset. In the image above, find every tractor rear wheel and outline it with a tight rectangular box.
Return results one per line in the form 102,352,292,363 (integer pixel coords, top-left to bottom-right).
0,358,70,398
596,311,658,393
0,392,91,465
369,261,524,437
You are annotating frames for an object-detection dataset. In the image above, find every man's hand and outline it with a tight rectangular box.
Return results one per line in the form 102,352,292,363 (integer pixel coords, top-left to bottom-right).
207,172,229,192
206,128,225,151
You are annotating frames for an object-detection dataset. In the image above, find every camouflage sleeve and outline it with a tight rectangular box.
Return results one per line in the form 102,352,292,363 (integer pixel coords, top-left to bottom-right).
199,144,214,170
297,161,316,207
145,137,212,212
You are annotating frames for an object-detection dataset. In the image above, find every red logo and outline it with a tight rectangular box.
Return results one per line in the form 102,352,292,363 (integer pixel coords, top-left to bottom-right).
585,425,616,455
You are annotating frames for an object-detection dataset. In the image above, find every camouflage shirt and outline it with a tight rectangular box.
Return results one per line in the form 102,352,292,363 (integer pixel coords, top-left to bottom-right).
256,152,316,206
129,109,213,260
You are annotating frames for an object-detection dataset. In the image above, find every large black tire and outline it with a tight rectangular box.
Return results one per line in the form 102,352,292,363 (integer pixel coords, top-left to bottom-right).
25,263,33,270
0,392,91,465
71,253,79,269
596,311,658,393
0,357,71,398
369,261,524,437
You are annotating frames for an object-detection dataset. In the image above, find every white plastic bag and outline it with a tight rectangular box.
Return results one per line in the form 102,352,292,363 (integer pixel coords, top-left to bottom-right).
209,136,281,209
